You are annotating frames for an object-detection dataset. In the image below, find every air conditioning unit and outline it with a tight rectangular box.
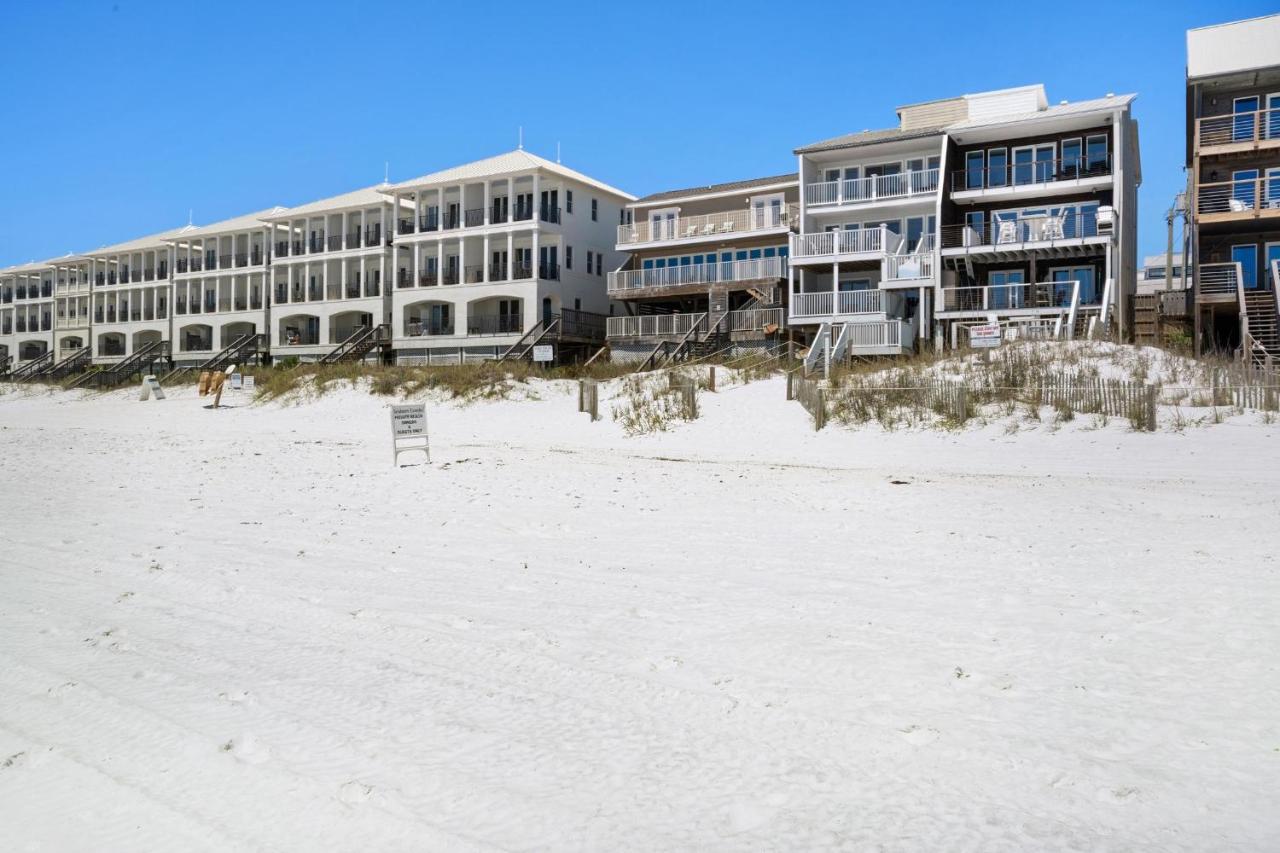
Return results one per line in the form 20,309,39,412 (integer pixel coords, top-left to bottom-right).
1095,205,1116,236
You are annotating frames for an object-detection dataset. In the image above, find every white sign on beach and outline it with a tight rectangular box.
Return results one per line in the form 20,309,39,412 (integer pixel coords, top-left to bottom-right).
390,403,430,465
532,344,554,363
243,375,256,392
139,375,166,401
970,324,1002,348
230,373,243,390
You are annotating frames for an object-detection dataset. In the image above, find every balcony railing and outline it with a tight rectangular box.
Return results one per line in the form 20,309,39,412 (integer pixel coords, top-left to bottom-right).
940,281,1092,313
792,289,886,318
952,156,1112,191
791,226,899,259
940,211,1100,249
309,236,325,253
467,315,522,335
618,204,798,245
276,240,290,257
539,205,561,224
728,307,784,332
464,264,484,284
884,251,935,282
1197,107,1280,149
606,312,708,339
464,208,485,227
365,226,383,246
1197,262,1242,297
608,256,786,294
806,169,939,206
1196,176,1280,215
327,235,344,251
539,263,560,281
219,254,233,269
406,320,454,337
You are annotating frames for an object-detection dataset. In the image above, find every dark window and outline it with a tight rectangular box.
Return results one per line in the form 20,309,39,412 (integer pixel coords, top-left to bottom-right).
591,199,598,221
586,250,594,274
966,151,984,189
566,246,573,270
566,190,573,214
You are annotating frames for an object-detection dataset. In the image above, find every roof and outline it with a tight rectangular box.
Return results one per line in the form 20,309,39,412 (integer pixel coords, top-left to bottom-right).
794,125,947,155
631,173,798,206
386,149,635,200
946,93,1135,131
77,225,198,259
169,207,288,239
0,257,61,275
262,184,395,221
1187,13,1280,80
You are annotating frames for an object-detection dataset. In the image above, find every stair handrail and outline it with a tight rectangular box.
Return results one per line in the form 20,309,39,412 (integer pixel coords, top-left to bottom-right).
803,322,832,373
656,312,708,369
498,317,549,361
1096,277,1114,338
1065,279,1081,341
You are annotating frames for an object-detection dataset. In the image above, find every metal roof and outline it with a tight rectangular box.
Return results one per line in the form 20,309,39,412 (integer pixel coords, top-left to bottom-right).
167,207,288,239
632,172,798,205
385,149,636,200
794,125,947,155
262,185,396,221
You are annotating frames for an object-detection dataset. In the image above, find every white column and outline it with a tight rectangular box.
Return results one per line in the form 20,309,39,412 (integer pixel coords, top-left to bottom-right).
483,235,490,283
483,181,491,225
532,230,540,278
531,172,540,220
506,232,514,280
459,239,466,283
436,240,443,287
413,242,420,289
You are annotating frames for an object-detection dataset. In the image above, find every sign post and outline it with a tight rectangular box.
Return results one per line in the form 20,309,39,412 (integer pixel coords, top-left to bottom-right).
969,324,1002,349
390,403,430,465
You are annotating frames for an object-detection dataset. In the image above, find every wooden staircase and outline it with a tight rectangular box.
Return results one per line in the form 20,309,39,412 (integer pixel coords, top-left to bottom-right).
498,316,561,362
160,333,266,384
42,347,92,381
69,340,171,389
9,351,54,382
320,324,391,364
1244,289,1280,365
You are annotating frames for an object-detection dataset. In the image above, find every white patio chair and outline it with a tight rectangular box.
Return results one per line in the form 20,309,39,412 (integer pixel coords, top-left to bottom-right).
995,215,1019,244
1228,198,1250,212
1043,210,1068,240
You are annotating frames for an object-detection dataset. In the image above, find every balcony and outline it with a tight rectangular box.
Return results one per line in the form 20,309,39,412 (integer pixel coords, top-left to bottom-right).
951,156,1111,200
276,240,291,257
806,169,938,207
939,281,1094,314
539,205,561,224
219,254,233,269
791,289,890,319
327,235,344,252
1196,175,1280,222
940,210,1103,252
606,312,707,340
309,236,325,253
1196,107,1280,154
407,320,454,337
365,226,384,247
464,208,485,228
618,204,798,247
790,226,901,263
608,257,786,295
467,315,522,336
465,265,484,284
539,263,560,281
1196,261,1243,304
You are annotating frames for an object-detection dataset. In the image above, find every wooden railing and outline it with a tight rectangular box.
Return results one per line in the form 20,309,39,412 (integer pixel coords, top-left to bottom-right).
1197,107,1280,149
618,204,797,244
1197,262,1243,297
728,307,784,332
1196,176,1280,215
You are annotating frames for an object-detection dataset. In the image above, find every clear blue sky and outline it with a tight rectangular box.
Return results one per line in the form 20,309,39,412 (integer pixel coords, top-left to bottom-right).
1,0,1275,268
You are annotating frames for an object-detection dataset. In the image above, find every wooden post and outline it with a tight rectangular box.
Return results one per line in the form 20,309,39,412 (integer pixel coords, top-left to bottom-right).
708,364,716,392
786,370,794,401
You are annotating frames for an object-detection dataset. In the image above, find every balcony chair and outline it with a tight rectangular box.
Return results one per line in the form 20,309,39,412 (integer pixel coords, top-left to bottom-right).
701,223,715,236
1228,198,1250,213
994,215,1019,245
684,224,697,238
1043,211,1068,241
721,220,734,233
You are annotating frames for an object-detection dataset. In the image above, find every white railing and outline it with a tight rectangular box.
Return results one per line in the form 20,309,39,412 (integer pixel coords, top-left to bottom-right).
1197,262,1242,296
728,307,784,332
607,256,786,294
618,204,798,244
805,169,938,206
791,226,901,260
883,252,934,281
606,312,707,339
792,289,886,318
843,319,902,349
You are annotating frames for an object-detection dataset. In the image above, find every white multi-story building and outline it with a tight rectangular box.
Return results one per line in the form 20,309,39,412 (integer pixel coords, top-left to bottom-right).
383,149,632,363
263,186,399,360
76,227,192,363
0,260,56,369
790,115,945,357
167,208,282,364
48,255,93,361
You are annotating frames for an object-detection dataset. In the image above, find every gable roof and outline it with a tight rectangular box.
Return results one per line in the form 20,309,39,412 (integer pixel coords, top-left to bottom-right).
262,185,396,221
632,173,797,206
76,225,198,259
794,125,947,155
386,149,635,200
168,207,288,240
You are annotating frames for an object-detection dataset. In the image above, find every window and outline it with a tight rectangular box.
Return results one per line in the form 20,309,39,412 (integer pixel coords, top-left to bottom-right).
565,246,573,270
1061,138,1082,176
965,211,985,245
566,190,573,214
1234,96,1261,142
1233,169,1260,209
591,199,598,221
987,148,1008,187
1085,135,1108,172
966,151,984,189
586,250,594,274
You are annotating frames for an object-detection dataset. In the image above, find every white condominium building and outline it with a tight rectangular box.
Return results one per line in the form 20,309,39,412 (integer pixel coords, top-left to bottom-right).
0,260,57,369
167,209,281,364
262,186,399,360
383,149,633,364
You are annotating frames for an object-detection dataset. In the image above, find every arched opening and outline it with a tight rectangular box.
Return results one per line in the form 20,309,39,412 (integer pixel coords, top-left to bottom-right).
329,310,373,344
278,314,320,346
132,330,163,352
221,321,256,348
467,296,522,336
178,323,213,353
18,340,48,361
97,332,126,357
59,335,85,353
403,300,454,337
